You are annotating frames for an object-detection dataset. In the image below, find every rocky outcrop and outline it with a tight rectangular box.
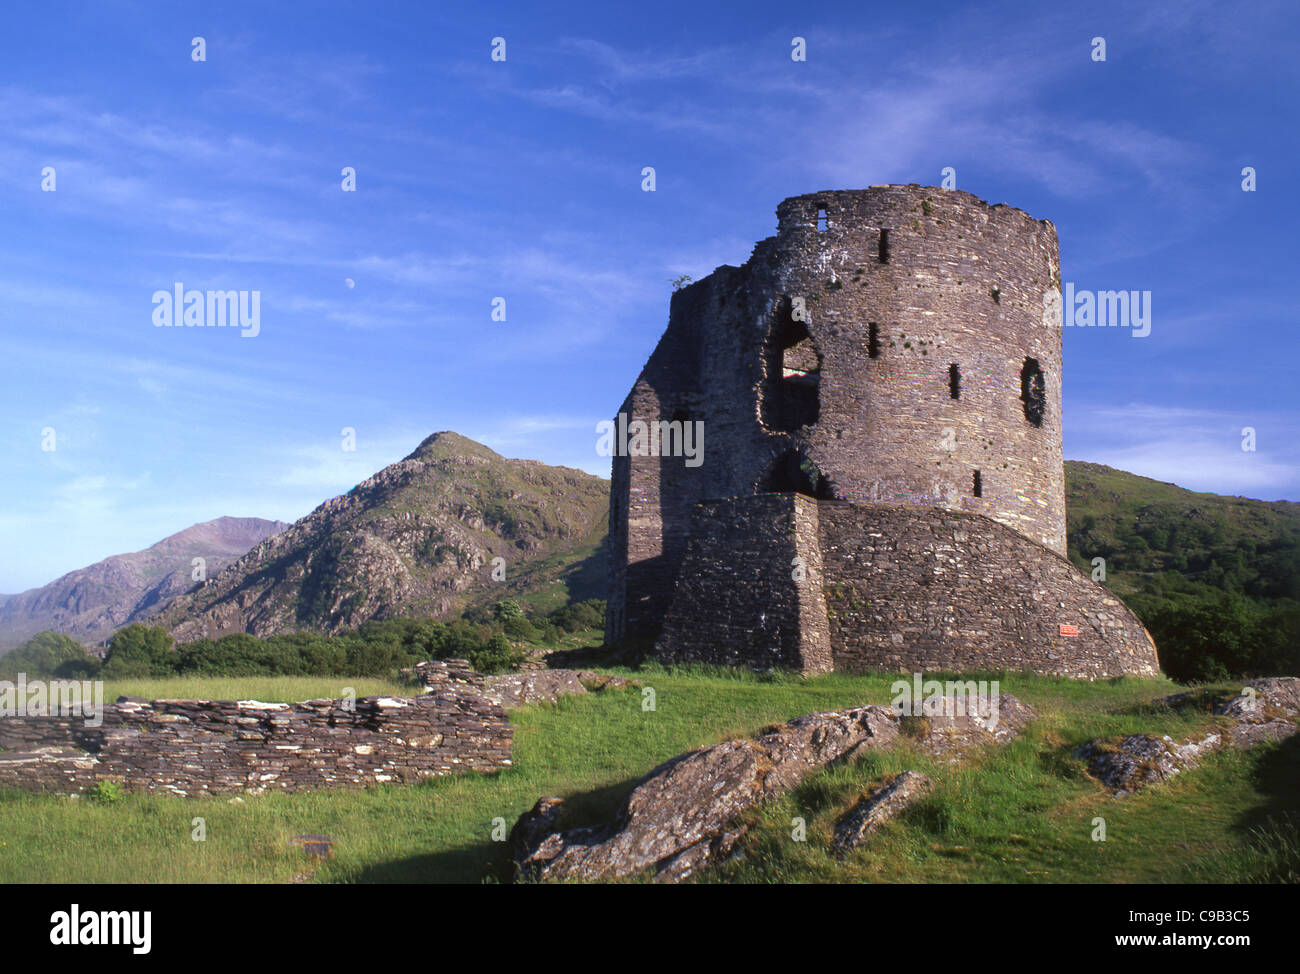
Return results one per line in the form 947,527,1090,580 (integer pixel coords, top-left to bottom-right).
0,684,511,797
513,692,1036,883
1078,677,1300,795
1214,677,1300,748
901,689,1039,757
1076,732,1222,796
832,770,934,855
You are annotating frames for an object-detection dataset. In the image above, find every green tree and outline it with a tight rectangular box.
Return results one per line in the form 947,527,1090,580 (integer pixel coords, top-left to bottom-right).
102,625,176,679
0,631,97,680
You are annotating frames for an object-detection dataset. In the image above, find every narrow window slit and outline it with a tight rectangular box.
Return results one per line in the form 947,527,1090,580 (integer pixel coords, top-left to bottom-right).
1020,357,1046,427
868,323,881,359
878,228,890,263
949,363,961,399
973,470,983,497
816,208,829,232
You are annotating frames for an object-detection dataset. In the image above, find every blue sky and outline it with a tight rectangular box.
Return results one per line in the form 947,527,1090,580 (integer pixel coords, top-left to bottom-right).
1,0,1297,592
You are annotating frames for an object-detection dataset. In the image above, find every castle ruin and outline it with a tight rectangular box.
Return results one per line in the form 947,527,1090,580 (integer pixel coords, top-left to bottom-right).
605,185,1159,679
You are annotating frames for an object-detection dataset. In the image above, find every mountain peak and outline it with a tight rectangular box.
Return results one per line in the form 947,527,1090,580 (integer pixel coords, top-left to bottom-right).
152,435,609,642
404,431,504,463
0,516,289,650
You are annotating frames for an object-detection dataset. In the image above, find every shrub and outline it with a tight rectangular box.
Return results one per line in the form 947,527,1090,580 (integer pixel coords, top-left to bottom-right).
0,631,98,680
87,781,124,804
102,625,175,679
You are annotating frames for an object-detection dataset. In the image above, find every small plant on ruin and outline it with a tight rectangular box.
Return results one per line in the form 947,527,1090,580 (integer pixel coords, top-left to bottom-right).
88,781,125,804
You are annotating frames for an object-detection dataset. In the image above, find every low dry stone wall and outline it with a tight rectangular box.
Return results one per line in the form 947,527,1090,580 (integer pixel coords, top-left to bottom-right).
0,685,511,797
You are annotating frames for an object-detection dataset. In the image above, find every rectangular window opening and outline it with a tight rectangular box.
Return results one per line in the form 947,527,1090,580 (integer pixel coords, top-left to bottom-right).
949,363,961,399
973,470,983,498
816,208,829,232
878,228,890,263
868,322,881,359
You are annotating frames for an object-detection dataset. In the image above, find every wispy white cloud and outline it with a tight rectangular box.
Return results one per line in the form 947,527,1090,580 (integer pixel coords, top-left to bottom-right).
1067,403,1300,498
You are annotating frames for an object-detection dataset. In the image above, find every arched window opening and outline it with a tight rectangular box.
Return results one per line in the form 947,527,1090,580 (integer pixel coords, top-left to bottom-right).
759,298,821,431
1020,357,1046,427
762,450,835,500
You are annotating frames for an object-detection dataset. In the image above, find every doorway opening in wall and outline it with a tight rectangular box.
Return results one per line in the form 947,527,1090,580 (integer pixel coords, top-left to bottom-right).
759,297,821,431
762,450,835,499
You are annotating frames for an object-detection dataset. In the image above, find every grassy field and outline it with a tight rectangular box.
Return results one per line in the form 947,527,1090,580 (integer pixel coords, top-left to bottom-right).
0,666,1295,883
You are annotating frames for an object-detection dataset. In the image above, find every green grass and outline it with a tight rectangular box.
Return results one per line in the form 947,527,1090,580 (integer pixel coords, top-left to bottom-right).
0,668,1295,883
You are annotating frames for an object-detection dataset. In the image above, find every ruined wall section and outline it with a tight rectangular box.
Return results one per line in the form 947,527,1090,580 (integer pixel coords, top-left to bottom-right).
654,494,831,674
817,503,1159,679
608,264,780,640
0,689,512,796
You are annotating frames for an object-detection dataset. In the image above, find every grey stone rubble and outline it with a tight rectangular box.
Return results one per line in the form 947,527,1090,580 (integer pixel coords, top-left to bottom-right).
832,770,934,855
512,692,1036,883
1077,677,1300,796
408,658,639,708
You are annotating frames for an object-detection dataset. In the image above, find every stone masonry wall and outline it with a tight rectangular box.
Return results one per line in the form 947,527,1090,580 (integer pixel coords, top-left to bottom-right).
817,503,1158,678
0,686,512,796
655,496,1158,679
609,186,1067,646
655,494,832,674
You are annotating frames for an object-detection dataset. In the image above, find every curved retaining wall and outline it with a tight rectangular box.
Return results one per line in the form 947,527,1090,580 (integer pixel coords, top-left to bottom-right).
655,495,1159,679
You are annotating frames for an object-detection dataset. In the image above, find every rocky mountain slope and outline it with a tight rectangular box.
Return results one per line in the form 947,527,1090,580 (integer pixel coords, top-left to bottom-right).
0,517,288,650
151,432,609,642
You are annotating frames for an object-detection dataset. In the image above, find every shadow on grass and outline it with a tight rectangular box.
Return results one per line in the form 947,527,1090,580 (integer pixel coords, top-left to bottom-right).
1192,733,1300,883
348,774,648,884
348,840,512,884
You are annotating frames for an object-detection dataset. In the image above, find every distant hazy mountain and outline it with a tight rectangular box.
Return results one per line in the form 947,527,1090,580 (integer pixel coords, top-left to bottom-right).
0,517,290,650
151,432,610,642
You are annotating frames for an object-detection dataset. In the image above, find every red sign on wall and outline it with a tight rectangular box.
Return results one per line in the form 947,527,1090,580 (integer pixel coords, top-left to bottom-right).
1059,624,1079,637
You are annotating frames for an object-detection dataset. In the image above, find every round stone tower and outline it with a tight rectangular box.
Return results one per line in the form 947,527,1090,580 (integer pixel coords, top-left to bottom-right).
751,185,1065,554
607,185,1075,645
608,186,1158,678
